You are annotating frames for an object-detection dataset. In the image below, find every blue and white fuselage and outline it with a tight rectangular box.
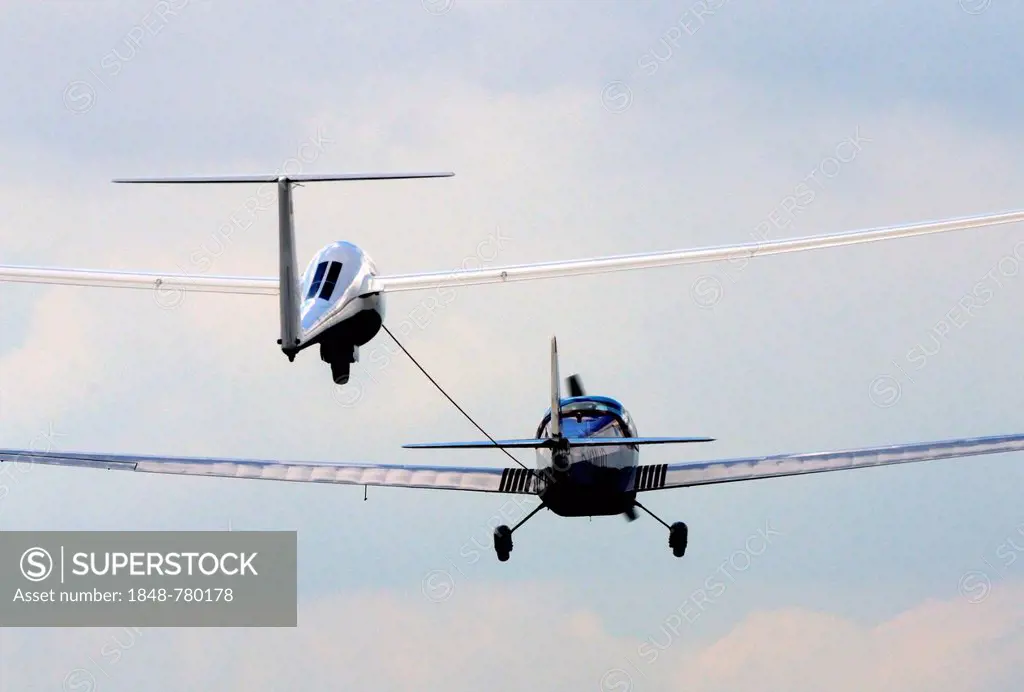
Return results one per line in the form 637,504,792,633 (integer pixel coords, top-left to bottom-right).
534,396,642,517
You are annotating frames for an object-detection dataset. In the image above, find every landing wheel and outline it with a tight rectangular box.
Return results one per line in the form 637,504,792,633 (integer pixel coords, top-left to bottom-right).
669,521,688,558
494,525,513,562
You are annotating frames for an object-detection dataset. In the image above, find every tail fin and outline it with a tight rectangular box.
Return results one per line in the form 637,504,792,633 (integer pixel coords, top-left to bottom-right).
277,179,300,355
550,336,562,437
113,172,453,360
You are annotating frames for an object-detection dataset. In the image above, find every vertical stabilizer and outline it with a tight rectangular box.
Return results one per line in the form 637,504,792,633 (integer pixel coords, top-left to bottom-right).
550,336,562,437
277,178,300,358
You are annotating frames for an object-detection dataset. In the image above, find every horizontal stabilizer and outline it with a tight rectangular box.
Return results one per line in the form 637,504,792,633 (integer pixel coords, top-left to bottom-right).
403,436,714,450
562,436,715,447
113,172,453,184
405,439,550,449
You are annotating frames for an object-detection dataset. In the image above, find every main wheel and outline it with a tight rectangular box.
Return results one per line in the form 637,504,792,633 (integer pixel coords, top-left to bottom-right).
669,521,688,558
494,525,513,562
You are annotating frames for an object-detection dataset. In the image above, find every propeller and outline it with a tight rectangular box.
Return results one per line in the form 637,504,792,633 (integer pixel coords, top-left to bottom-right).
566,374,585,397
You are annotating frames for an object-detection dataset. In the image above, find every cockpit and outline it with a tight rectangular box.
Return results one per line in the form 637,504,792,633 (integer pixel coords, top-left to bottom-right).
305,260,344,302
536,397,637,439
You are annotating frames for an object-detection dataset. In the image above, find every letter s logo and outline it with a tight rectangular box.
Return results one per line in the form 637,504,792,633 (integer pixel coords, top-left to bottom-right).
20,547,53,582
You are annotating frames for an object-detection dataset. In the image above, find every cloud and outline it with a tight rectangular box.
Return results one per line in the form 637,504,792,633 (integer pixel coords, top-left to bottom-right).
667,582,1024,692
6,580,1024,691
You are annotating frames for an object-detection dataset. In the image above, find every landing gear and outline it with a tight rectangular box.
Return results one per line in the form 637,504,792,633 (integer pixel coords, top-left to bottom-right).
330,361,351,385
633,500,689,558
493,502,545,562
669,521,688,558
321,341,358,385
493,525,513,562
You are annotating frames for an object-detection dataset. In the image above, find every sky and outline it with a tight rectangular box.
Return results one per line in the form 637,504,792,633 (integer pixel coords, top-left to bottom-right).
2,0,1024,689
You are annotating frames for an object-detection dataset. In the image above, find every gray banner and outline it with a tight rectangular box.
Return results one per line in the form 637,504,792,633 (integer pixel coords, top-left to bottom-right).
0,531,296,626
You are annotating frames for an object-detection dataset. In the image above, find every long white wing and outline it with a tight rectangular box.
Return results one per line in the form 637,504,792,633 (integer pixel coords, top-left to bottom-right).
634,432,1024,491
369,210,1024,293
3,210,1023,296
0,448,535,494
0,266,276,294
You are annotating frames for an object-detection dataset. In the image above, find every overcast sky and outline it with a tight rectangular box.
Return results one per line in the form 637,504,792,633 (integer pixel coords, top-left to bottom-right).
2,1,1024,690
